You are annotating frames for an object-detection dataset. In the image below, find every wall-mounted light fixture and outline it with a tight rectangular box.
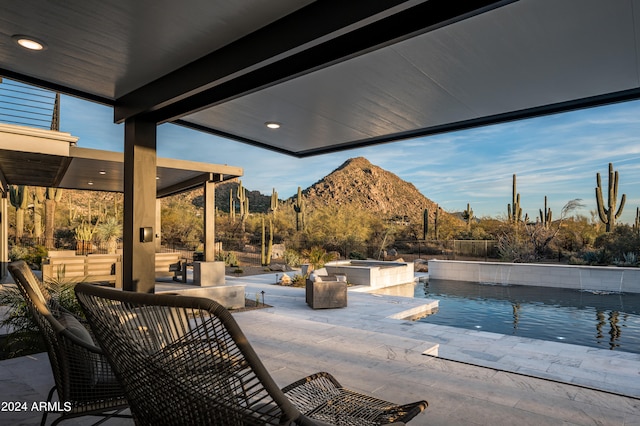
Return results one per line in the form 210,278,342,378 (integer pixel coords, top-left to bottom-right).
140,227,153,243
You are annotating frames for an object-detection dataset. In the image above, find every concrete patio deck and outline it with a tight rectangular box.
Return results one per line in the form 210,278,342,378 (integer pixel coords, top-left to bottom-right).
1,273,639,425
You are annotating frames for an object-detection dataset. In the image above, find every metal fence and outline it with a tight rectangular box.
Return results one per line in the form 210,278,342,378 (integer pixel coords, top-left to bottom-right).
11,236,498,267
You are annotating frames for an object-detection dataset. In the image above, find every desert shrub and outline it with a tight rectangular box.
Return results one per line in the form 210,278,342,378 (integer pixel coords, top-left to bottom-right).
613,252,638,267
348,251,367,260
8,245,29,262
303,246,336,270
283,249,301,267
594,225,639,261
579,248,612,266
225,251,239,267
568,255,587,265
496,231,535,263
10,245,48,269
291,274,306,287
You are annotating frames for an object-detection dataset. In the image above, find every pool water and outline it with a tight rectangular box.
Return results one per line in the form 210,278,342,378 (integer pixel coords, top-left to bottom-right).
416,279,640,354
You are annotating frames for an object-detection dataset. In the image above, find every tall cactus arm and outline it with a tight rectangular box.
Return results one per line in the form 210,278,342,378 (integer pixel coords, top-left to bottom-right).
595,173,609,224
615,193,626,219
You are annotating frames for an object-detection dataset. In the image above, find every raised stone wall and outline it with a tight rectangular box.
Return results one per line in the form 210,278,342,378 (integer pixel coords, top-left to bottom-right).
428,260,640,293
325,260,414,288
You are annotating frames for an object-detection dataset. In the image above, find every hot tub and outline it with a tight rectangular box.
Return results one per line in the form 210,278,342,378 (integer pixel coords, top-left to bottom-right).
324,260,414,289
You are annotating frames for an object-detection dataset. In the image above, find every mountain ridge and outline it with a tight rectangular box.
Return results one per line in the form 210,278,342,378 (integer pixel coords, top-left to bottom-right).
291,157,444,223
210,157,449,224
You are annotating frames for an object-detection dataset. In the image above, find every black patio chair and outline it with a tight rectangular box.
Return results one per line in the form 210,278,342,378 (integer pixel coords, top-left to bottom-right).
74,282,428,425
7,261,130,426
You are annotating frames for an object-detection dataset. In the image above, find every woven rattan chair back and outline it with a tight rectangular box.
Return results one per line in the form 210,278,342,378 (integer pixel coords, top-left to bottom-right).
8,261,129,426
74,282,303,426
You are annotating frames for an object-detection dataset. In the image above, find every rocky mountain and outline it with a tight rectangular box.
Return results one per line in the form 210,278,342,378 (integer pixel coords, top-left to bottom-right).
196,157,451,225
293,157,446,223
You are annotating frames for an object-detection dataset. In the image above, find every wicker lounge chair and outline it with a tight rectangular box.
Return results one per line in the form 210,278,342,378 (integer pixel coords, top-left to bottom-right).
74,282,428,425
7,261,130,426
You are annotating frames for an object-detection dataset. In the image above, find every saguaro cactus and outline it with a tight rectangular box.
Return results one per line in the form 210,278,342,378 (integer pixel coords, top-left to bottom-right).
236,180,249,233
33,188,44,238
539,196,552,229
294,186,305,232
422,208,429,240
261,188,278,266
44,188,63,249
229,189,235,220
507,174,523,223
634,207,640,236
270,188,278,213
595,162,626,232
9,185,29,239
236,181,249,219
261,215,274,266
434,204,440,241
463,203,474,231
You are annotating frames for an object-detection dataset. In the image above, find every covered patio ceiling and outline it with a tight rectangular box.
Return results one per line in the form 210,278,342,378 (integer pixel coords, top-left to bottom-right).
1,0,638,157
0,124,242,196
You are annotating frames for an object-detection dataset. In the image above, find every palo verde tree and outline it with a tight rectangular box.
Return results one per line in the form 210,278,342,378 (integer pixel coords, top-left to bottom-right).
595,162,626,232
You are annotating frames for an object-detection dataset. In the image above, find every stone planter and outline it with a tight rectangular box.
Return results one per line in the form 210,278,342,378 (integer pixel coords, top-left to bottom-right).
305,279,347,309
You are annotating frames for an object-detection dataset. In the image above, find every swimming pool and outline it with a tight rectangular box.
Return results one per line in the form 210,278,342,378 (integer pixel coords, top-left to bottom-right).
416,278,640,354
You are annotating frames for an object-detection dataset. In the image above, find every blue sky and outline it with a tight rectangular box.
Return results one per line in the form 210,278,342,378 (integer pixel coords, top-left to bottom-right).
58,94,640,224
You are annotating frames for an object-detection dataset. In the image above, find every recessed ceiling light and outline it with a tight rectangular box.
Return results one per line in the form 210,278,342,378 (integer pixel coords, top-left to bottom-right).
99,170,106,175
265,122,281,129
88,181,94,186
12,35,47,51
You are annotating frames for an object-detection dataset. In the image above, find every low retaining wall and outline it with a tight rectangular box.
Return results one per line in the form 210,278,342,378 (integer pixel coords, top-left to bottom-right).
156,285,245,309
428,260,640,293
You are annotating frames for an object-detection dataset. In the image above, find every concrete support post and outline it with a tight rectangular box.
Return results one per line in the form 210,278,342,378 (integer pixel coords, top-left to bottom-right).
155,199,162,252
123,117,157,293
0,194,7,279
204,180,215,261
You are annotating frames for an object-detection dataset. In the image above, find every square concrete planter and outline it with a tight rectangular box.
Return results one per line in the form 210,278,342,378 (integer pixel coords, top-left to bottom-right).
306,279,347,309
193,261,225,286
